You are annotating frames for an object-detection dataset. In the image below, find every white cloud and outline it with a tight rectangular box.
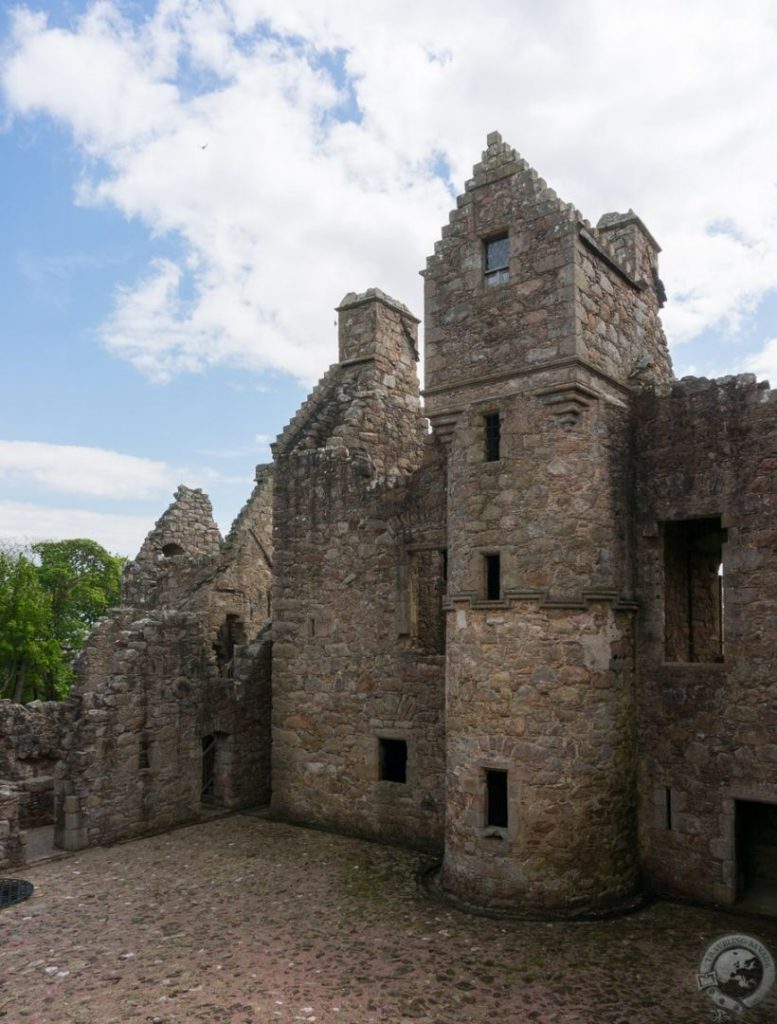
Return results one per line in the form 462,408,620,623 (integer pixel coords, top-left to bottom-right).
0,440,176,498
0,501,154,558
3,0,777,384
741,337,777,389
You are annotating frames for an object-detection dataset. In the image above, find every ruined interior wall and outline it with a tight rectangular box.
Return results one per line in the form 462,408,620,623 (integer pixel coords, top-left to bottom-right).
57,608,271,850
0,699,71,834
634,375,777,904
0,782,23,869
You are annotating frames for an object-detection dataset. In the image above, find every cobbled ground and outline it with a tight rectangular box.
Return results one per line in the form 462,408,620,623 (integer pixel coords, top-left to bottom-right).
3,813,777,1023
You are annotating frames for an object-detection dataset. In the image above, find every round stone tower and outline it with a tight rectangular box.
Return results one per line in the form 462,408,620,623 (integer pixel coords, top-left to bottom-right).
423,133,671,913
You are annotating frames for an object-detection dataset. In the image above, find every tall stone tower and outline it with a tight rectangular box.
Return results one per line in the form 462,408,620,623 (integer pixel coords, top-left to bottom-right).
424,133,671,913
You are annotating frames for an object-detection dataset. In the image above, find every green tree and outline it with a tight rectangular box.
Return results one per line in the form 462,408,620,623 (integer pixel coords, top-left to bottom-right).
0,539,125,703
32,539,125,657
0,549,64,702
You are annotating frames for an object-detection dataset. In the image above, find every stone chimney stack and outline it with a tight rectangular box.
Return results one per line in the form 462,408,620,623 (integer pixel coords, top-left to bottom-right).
597,210,665,304
336,288,419,367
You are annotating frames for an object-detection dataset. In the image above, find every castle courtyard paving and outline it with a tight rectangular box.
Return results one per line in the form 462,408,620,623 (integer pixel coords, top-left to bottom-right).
3,813,777,1024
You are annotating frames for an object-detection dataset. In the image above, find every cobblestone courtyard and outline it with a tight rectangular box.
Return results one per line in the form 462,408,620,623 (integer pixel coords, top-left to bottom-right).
3,814,777,1024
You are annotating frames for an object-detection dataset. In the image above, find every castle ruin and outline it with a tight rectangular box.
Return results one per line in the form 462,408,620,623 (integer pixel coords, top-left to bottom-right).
3,132,777,916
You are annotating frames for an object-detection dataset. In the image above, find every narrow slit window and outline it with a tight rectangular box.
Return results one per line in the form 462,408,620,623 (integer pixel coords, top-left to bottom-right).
484,413,501,462
665,787,673,830
379,738,407,783
484,233,509,286
484,553,501,601
486,770,508,828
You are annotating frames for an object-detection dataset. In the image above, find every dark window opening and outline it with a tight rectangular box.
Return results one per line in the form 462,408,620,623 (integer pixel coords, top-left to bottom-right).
441,549,448,585
484,553,501,601
665,787,672,830
484,233,509,286
664,517,726,662
161,542,184,558
736,800,777,900
486,770,508,828
484,412,501,462
379,738,407,783
138,731,150,771
201,734,217,802
213,614,247,677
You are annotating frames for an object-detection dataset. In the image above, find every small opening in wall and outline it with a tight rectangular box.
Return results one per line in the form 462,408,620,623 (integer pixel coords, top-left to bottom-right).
138,731,150,771
161,542,184,558
202,734,216,802
486,770,508,828
308,616,316,638
379,738,407,783
484,233,509,286
665,787,672,830
484,553,501,601
484,412,501,462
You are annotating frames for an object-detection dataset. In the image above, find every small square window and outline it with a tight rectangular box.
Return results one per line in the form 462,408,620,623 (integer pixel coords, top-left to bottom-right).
484,412,501,462
484,553,501,601
379,738,407,783
484,233,509,286
486,770,508,828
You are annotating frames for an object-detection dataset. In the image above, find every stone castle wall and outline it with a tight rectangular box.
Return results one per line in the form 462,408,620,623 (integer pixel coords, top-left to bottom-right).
271,290,446,850
634,375,777,905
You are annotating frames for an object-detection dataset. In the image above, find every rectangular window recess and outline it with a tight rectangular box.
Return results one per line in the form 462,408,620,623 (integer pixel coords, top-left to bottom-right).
484,553,501,601
486,770,508,828
484,233,509,286
665,787,673,830
484,412,501,462
663,517,726,663
379,738,407,783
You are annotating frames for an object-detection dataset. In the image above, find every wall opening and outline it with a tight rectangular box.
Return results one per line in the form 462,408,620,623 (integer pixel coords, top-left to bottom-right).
161,542,184,558
665,787,672,830
484,233,509,286
484,412,501,462
213,614,247,677
663,517,726,662
486,770,508,828
379,738,407,783
138,731,151,771
408,548,446,654
201,734,217,803
484,553,501,601
736,800,777,905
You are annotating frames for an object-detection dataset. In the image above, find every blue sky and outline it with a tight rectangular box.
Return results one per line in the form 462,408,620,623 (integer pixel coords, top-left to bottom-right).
1,0,776,555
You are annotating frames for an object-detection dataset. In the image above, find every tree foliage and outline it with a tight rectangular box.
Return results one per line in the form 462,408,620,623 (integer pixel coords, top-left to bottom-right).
0,540,125,703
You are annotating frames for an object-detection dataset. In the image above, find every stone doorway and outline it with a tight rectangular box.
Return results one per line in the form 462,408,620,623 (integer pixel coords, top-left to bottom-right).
200,732,231,808
736,800,777,914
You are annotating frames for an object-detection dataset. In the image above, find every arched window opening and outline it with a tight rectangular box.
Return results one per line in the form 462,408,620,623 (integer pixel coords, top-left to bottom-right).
161,542,184,558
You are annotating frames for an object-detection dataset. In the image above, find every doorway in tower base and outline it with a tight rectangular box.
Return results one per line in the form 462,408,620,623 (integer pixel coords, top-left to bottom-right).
736,800,777,914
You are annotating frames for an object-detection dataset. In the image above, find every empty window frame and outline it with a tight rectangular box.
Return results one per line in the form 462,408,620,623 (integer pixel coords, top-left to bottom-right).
484,412,501,462
486,769,508,828
379,738,407,783
663,517,726,662
484,553,501,601
484,233,509,286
